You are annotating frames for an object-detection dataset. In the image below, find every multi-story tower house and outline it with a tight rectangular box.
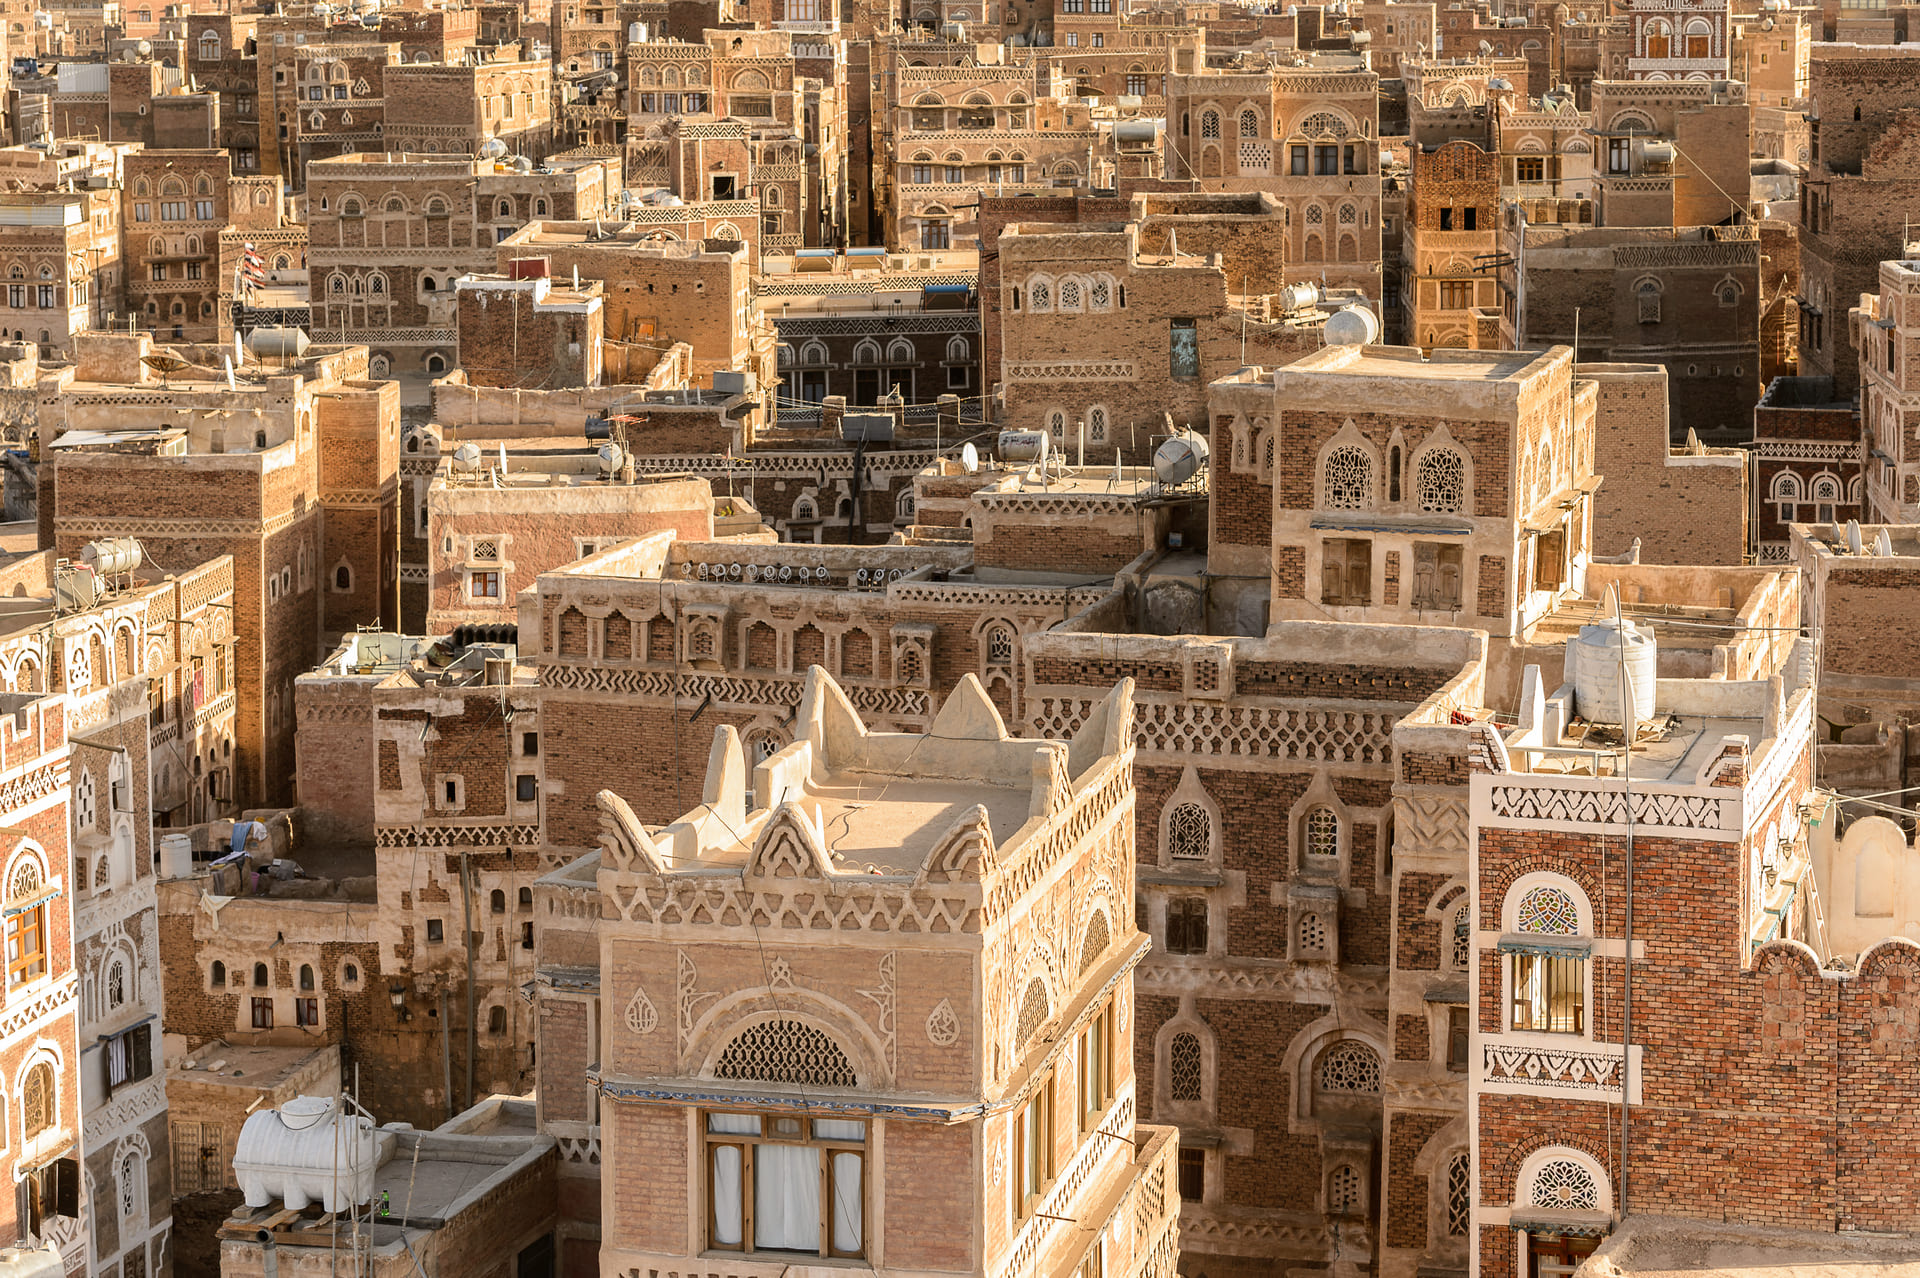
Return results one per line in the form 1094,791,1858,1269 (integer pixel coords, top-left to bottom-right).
0,189,121,360
1401,140,1501,351
1625,0,1729,80
1223,344,1600,639
1161,53,1383,302
1852,255,1920,525
580,667,1182,1278
124,148,231,343
35,332,398,807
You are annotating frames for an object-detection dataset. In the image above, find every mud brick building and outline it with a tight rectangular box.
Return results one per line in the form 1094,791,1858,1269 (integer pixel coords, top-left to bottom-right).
454,270,606,389
1161,53,1383,300
1582,362,1746,565
890,57,1096,251
1401,140,1501,351
1217,345,1601,645
1850,256,1920,525
572,667,1181,1278
1500,221,1762,443
762,244,980,409
1796,46,1920,399
0,189,121,360
383,55,555,162
35,332,398,808
1625,0,1728,80
305,151,617,378
497,224,767,385
994,202,1349,448
123,148,232,344
1750,375,1860,564
252,28,395,187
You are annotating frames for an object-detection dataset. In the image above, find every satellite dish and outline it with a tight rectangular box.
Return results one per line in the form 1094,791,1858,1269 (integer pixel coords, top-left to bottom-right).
855,569,868,584
597,443,625,473
697,562,709,578
1154,432,1210,485
1847,520,1863,555
816,566,828,579
452,442,482,472
961,441,979,474
729,563,741,578
1323,305,1381,346
1876,528,1895,557
780,565,792,581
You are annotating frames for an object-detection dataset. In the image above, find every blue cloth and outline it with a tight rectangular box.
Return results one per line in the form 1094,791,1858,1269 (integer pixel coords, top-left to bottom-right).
230,821,265,854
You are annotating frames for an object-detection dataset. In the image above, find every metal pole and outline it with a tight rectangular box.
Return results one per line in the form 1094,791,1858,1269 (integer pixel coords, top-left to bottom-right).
440,989,453,1125
461,851,475,1114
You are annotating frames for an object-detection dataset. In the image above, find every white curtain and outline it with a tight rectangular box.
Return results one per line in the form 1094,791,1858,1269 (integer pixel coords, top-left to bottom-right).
754,1144,820,1252
812,1119,865,1142
711,1146,744,1247
830,1151,863,1254
708,1113,761,1135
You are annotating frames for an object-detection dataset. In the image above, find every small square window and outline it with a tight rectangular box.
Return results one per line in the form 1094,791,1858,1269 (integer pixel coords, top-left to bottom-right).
426,919,444,944
1177,1148,1205,1202
516,774,538,803
521,732,538,756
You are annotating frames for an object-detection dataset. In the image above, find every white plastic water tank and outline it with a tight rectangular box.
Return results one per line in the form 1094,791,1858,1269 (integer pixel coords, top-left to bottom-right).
159,833,193,880
234,1097,394,1213
80,537,142,577
1566,616,1657,727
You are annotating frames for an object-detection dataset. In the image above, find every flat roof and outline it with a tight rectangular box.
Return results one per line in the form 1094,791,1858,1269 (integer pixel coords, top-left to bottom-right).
787,773,1031,875
172,1041,336,1091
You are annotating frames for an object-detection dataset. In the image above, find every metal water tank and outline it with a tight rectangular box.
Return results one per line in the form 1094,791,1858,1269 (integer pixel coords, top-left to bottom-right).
80,537,141,577
1153,433,1210,485
1277,281,1319,312
234,1097,393,1213
246,327,309,359
997,430,1048,463
1566,615,1657,726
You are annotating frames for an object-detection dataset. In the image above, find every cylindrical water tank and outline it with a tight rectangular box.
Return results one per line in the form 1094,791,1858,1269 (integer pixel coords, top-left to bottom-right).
1278,280,1319,312
1153,433,1210,484
159,833,193,880
597,443,625,474
1567,617,1657,727
246,327,309,359
997,430,1049,463
1323,305,1380,346
234,1097,393,1213
80,537,141,577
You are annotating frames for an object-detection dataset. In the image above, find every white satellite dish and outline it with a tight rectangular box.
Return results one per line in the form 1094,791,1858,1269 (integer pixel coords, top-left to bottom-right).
1847,521,1863,555
729,563,741,578
855,569,868,584
816,567,828,579
780,566,792,581
961,441,980,474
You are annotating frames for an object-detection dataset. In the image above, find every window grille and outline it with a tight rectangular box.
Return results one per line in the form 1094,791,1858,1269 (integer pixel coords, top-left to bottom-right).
1451,909,1472,970
1168,1032,1202,1101
1323,447,1372,509
1080,911,1110,973
714,1019,858,1088
1517,886,1579,934
1530,1160,1599,1210
1299,111,1349,137
470,540,501,563
1305,807,1340,859
1017,978,1050,1043
1447,1153,1471,1234
1167,803,1210,860
1416,448,1467,514
1316,1041,1380,1092
1239,108,1259,136
1298,912,1327,953
1329,1165,1362,1213
1090,278,1111,308
1200,111,1219,138
987,627,1014,665
1060,279,1081,309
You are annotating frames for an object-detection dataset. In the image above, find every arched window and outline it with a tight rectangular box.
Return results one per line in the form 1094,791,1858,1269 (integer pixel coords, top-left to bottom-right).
1017,978,1049,1042
1168,1031,1202,1100
1510,882,1586,1033
107,959,127,1008
1304,807,1339,861
1298,911,1328,953
1315,1041,1381,1093
1029,279,1051,310
299,964,314,991
253,962,269,987
713,1018,858,1087
1323,446,1374,509
1079,910,1110,974
1240,108,1259,137
1089,406,1108,442
1528,1158,1600,1210
1770,471,1802,523
1166,803,1210,860
947,335,969,362
121,1151,142,1217
335,564,352,592
1200,110,1220,139
1059,279,1081,310
22,1062,52,1138
1415,447,1466,514
985,625,1014,665
1636,278,1662,324
491,889,506,914
211,960,226,986
1448,901,1472,972
1090,277,1112,310
489,1006,506,1033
